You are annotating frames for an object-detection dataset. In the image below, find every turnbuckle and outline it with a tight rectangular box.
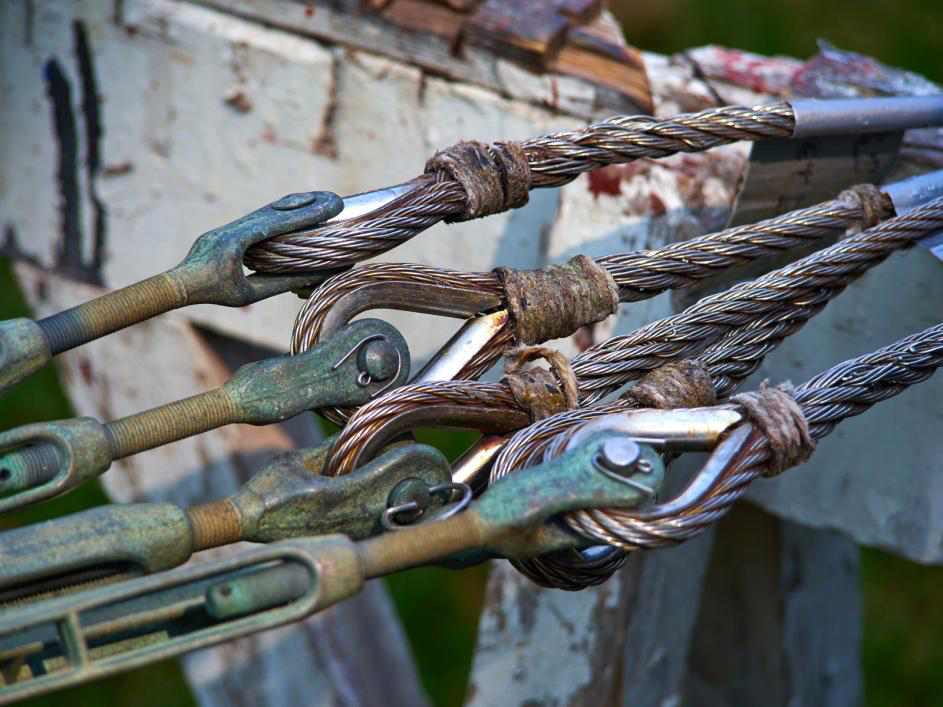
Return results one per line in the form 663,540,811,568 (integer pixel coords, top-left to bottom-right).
0,427,666,701
0,319,409,514
0,182,419,398
0,440,452,603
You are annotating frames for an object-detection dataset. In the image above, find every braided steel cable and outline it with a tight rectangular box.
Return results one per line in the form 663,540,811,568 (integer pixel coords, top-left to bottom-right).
327,199,943,483
485,198,943,587
294,188,889,425
562,321,943,550
290,264,509,425
325,381,521,477
244,103,795,274
570,198,943,404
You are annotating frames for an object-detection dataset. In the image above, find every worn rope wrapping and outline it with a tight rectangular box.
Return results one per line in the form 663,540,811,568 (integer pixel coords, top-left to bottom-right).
494,255,619,345
489,198,943,589
621,358,716,409
290,183,896,427
244,102,795,274
425,140,532,221
502,346,580,421
730,382,814,476
562,321,943,552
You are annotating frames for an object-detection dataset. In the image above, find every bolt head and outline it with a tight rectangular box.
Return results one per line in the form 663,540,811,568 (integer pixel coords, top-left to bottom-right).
272,192,318,211
358,339,397,382
596,438,641,475
388,477,434,524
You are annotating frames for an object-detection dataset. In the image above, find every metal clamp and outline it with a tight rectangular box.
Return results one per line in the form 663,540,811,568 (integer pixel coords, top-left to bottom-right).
0,427,666,700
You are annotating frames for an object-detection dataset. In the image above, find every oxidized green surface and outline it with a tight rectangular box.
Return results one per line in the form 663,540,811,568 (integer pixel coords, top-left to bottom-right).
0,503,194,596
0,318,410,515
0,440,450,598
0,431,663,702
239,440,451,542
0,417,111,516
0,318,50,400
0,191,342,397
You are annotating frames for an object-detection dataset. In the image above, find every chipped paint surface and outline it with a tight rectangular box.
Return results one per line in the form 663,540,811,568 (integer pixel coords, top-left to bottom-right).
5,1,943,703
1,0,570,361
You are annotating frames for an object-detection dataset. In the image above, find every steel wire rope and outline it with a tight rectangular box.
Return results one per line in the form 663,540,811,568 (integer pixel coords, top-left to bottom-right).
492,199,943,586
294,189,888,424
561,321,943,551
244,104,795,274
325,200,943,479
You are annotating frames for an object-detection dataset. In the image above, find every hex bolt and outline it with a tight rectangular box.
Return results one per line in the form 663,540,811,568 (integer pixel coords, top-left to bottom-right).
594,438,641,477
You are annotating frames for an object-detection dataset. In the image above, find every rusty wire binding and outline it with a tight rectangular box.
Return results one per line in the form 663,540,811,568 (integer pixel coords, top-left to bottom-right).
489,197,943,588
323,197,943,479
560,321,943,551
243,103,796,273
293,184,894,425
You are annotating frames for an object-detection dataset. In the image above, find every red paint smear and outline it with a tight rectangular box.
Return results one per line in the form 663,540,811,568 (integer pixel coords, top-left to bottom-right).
649,192,667,216
304,4,314,17
708,48,795,95
586,166,622,199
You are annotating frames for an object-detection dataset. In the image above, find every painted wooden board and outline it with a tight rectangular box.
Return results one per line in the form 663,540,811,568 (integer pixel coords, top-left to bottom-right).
5,0,943,703
685,504,861,707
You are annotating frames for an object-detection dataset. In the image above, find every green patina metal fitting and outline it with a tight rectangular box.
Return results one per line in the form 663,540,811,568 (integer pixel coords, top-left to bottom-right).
0,318,410,515
236,439,451,542
0,440,450,601
0,430,661,700
0,190,343,398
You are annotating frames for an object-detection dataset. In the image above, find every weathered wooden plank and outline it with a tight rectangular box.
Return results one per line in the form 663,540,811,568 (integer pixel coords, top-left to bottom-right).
464,1,570,69
0,0,571,359
466,533,716,706
194,0,651,117
684,504,861,706
466,452,719,707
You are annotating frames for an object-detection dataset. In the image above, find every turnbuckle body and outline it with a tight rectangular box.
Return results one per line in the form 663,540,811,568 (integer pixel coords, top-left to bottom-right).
0,428,665,701
0,319,409,514
0,440,451,603
0,190,344,397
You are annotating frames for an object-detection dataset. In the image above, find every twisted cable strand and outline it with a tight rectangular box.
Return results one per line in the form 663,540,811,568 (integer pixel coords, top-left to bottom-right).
571,200,943,404
566,322,943,550
325,381,519,476
245,104,795,274
289,263,506,425
293,190,884,425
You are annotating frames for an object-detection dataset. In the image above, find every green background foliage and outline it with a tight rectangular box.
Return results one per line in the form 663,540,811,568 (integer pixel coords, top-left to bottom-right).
2,0,941,704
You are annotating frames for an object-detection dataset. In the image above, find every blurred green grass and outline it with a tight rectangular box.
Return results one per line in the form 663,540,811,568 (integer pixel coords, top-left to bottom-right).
2,1,942,704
